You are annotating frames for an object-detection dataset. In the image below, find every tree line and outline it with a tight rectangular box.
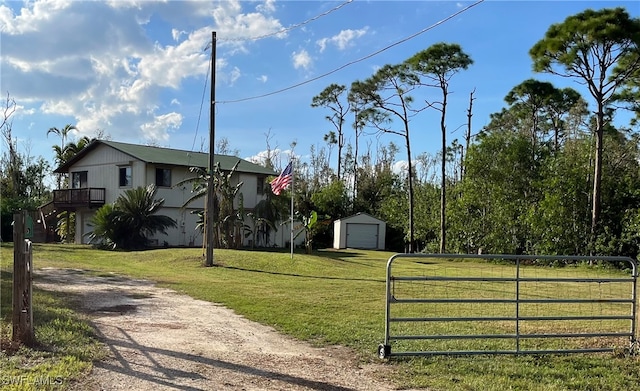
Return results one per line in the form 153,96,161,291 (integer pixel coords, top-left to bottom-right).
1,7,639,258
294,7,640,257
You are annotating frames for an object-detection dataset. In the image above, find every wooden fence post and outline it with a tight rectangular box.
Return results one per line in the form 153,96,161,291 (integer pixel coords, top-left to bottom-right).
12,210,34,346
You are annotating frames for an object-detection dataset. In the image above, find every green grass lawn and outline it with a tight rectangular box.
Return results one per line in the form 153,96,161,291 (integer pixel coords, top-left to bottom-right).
1,243,639,390
1,248,105,391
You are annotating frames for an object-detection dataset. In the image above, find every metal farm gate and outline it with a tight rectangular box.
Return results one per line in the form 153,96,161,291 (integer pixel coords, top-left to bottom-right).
378,254,638,359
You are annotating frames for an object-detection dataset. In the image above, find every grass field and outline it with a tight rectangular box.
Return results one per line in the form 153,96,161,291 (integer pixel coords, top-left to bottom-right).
1,243,639,390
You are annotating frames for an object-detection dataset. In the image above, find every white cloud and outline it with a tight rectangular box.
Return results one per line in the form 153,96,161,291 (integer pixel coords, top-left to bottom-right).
104,1,145,10
245,148,294,169
14,104,36,118
140,112,183,141
0,0,286,145
171,28,186,41
245,149,274,166
292,49,312,70
215,58,243,86
317,27,368,53
41,100,75,117
393,160,409,174
257,75,268,83
212,0,285,43
229,67,241,85
138,30,210,89
393,159,433,178
256,0,276,14
0,0,73,35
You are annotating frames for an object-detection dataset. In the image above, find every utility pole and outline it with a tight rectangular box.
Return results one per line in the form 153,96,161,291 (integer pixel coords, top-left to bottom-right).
205,31,216,267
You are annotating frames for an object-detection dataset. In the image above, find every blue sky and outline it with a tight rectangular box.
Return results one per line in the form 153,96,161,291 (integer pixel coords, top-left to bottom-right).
1,0,639,174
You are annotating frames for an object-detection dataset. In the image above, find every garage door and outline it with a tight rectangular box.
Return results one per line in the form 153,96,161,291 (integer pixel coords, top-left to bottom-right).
346,223,378,249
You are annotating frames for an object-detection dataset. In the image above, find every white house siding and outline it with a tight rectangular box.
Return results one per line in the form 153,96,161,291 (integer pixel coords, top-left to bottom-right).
238,173,259,209
63,142,279,248
147,206,203,247
151,165,205,210
142,166,261,210
69,144,145,204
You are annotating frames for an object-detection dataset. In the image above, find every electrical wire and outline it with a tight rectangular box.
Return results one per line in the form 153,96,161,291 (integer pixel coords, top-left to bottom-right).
218,0,354,42
217,0,485,104
195,1,353,142
191,53,211,154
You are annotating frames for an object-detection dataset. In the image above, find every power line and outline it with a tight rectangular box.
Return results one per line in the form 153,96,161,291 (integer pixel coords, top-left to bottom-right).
218,0,354,43
191,53,211,154
217,0,485,105
195,1,355,146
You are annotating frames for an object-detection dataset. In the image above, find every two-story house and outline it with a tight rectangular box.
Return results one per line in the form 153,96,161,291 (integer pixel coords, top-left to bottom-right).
45,139,278,247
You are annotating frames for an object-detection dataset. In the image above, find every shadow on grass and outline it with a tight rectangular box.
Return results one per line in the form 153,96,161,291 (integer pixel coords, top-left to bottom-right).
218,247,390,269
313,249,390,268
233,247,372,259
221,265,385,283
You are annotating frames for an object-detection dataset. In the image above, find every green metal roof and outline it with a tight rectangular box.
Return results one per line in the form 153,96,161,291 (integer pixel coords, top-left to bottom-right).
55,140,276,176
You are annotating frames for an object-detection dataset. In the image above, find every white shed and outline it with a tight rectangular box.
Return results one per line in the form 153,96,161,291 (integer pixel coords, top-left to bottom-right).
333,213,386,250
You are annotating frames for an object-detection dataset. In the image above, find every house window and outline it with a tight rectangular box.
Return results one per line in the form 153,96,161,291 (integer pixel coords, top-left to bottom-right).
71,171,88,189
119,166,132,187
257,177,264,195
156,168,171,187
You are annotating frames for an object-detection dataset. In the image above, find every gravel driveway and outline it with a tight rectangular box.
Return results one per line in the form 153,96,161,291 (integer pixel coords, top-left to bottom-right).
34,268,410,391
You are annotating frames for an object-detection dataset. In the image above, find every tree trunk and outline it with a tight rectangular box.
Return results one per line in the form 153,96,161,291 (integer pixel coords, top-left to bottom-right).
590,105,604,254
439,86,448,254
353,111,359,212
465,89,475,167
405,124,415,253
337,131,343,181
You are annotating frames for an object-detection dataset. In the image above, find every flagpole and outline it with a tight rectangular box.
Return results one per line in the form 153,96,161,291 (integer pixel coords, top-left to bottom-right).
290,158,294,259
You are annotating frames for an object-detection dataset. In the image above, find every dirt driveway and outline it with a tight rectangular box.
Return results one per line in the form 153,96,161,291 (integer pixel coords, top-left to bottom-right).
34,268,410,391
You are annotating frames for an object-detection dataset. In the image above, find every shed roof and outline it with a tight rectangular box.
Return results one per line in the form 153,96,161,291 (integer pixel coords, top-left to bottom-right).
335,212,385,223
54,140,276,176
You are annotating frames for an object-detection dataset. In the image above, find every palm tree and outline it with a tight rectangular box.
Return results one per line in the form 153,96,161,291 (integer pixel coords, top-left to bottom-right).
48,124,77,189
51,136,93,187
87,184,176,249
176,161,245,249
47,124,76,150
85,204,120,249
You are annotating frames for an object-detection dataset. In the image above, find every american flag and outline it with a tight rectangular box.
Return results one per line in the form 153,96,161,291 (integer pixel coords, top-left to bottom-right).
270,161,293,195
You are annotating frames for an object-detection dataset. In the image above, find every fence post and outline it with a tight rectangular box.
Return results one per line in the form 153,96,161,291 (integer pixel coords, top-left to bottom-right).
12,211,34,346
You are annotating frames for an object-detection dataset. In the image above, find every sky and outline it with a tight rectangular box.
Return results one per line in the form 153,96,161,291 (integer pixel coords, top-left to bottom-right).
1,0,639,175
